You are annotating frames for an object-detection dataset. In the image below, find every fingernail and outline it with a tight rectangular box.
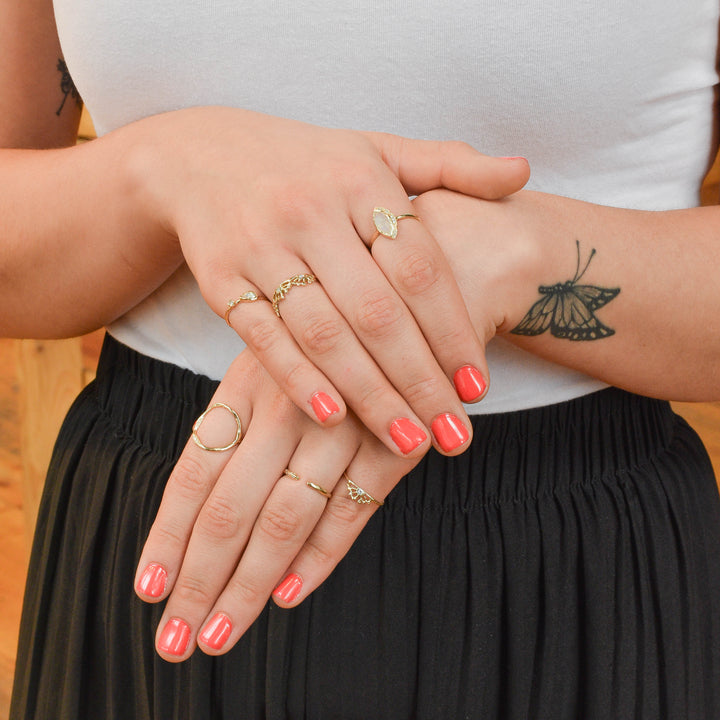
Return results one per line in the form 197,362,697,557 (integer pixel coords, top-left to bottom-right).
500,156,527,161
199,612,232,651
136,563,167,598
431,413,470,452
158,617,191,656
273,573,303,604
389,418,427,454
311,392,339,422
453,365,487,403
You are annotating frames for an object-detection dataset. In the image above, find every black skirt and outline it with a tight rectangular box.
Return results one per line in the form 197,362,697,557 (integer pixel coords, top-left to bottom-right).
10,335,720,719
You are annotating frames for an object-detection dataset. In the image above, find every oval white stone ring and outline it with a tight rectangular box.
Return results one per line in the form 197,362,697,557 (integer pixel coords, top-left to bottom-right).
369,206,421,245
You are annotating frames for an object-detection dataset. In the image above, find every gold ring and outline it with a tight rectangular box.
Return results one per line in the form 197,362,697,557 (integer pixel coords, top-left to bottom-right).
369,207,420,245
306,481,332,499
272,274,317,318
192,402,243,452
224,291,264,327
345,473,383,506
283,469,332,499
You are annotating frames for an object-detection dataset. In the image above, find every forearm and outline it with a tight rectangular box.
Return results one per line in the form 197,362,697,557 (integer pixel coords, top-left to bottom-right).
0,136,182,338
420,190,720,402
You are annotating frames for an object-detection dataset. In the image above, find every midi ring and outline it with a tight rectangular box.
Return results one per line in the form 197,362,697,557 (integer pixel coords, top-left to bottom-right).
306,481,333,499
224,291,265,327
272,274,317,318
345,473,384,506
192,402,243,452
369,207,420,245
283,468,332,499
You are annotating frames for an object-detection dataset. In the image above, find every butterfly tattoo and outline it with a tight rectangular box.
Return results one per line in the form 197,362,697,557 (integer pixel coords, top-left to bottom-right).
510,241,620,341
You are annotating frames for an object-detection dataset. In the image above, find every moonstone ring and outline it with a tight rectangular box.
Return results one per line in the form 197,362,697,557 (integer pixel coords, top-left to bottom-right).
369,207,420,245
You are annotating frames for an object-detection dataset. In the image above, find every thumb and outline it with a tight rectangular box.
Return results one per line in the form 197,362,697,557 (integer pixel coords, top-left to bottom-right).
366,132,530,200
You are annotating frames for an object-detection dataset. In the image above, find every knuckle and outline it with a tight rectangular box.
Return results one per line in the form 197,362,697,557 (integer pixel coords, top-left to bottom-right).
393,250,442,297
196,494,244,540
301,535,338,569
168,454,210,500
244,316,283,355
173,574,215,606
353,381,392,419
300,315,344,356
227,574,265,606
280,360,313,396
324,495,364,525
355,289,403,339
256,505,304,545
152,522,187,549
401,373,445,407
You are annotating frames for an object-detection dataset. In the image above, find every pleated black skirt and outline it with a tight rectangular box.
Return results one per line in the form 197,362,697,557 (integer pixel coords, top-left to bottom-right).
10,334,720,719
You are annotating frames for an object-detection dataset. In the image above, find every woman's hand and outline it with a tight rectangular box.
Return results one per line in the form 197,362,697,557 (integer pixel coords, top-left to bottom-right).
124,107,529,457
134,348,419,661
413,188,720,401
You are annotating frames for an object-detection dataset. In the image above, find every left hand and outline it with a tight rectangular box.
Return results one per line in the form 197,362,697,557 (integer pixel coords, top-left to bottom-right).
134,348,419,662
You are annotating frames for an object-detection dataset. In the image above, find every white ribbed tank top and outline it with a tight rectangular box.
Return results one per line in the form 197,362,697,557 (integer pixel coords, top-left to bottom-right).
53,0,719,412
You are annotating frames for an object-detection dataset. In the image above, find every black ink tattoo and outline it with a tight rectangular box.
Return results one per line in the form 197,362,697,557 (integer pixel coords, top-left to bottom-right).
510,241,620,341
56,59,82,116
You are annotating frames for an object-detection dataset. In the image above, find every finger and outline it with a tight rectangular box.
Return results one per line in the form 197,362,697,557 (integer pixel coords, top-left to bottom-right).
272,437,416,609
134,383,254,604
151,390,306,662
182,419,359,658
363,202,490,405
367,133,530,199
250,250,435,459
309,220,474,456
204,275,349,428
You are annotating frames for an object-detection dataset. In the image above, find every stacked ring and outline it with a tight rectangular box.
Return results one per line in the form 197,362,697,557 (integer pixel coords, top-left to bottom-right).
283,468,332,499
272,274,317,318
224,291,265,327
345,473,384,506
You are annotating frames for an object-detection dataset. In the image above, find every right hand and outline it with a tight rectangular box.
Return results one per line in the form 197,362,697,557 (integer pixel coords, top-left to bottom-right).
122,106,529,457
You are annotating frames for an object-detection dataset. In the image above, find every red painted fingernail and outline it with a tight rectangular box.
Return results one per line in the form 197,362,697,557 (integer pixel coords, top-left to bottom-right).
273,573,303,604
311,392,339,422
431,413,470,452
199,612,232,651
453,365,487,403
136,563,167,598
389,417,427,454
158,617,191,656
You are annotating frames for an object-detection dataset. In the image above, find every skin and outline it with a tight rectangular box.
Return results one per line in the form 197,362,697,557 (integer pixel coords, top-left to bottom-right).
3,0,720,663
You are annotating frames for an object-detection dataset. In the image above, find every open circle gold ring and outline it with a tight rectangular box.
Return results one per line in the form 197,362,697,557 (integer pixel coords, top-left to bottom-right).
272,274,317,318
283,468,332,499
224,291,265,328
345,473,384,506
369,207,420,245
192,402,243,452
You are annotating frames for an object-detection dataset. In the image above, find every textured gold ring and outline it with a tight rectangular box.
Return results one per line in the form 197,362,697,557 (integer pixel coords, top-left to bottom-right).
306,481,333,499
369,207,420,245
224,291,265,327
192,402,243,452
345,473,384,506
272,274,317,318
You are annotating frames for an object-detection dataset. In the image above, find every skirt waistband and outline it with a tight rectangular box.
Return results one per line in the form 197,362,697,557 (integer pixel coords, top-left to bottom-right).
92,333,679,510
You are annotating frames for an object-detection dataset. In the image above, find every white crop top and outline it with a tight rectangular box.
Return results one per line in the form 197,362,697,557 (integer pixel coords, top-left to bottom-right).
53,0,719,413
